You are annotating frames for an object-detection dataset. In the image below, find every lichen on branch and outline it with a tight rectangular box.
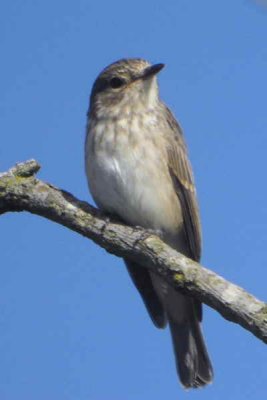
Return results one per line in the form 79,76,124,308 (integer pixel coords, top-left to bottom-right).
1,160,267,344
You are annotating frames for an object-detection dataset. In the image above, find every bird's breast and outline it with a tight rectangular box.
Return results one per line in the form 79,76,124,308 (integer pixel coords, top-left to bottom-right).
85,114,183,234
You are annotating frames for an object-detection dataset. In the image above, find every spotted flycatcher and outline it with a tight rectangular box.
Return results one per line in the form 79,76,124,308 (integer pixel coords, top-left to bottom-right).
85,58,213,388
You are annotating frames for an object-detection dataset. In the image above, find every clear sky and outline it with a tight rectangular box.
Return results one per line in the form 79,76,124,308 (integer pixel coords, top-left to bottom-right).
1,1,267,399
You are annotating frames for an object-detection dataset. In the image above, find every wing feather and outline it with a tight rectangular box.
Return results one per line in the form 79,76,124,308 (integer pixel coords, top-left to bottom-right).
164,105,202,262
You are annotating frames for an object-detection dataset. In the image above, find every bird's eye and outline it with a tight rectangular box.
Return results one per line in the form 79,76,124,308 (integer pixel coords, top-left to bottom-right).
109,77,125,89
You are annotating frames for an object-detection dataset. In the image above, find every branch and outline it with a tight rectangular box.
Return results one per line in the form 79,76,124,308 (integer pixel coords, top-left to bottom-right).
1,160,267,343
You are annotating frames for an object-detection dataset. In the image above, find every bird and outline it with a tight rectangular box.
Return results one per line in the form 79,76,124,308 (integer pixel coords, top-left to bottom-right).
85,58,213,388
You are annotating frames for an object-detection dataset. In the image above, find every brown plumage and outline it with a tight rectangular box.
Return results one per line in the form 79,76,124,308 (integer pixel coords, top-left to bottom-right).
85,58,213,388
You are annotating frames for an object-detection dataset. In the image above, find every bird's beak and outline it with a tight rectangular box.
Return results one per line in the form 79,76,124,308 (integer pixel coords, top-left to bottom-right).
141,63,165,80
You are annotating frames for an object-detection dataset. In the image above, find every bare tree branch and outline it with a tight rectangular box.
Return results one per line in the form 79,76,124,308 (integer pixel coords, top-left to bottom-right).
1,160,267,343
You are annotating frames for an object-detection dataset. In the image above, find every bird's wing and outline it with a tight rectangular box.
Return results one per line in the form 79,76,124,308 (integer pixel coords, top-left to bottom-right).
125,259,167,329
164,105,202,262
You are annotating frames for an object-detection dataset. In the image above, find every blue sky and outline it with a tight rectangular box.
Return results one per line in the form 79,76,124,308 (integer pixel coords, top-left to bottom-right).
1,1,267,399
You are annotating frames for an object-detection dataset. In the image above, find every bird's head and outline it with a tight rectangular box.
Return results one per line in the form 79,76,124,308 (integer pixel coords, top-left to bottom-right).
88,58,164,119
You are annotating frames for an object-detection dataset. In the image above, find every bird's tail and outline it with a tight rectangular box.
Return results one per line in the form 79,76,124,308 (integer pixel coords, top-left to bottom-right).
168,299,213,388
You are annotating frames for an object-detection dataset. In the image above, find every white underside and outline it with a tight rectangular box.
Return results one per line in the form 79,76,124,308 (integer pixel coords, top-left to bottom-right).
85,115,182,235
